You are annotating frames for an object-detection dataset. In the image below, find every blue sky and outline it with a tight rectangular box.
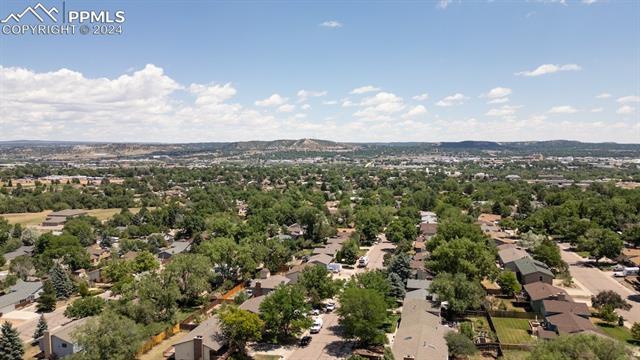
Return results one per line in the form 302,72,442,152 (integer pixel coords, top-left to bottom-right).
0,0,638,143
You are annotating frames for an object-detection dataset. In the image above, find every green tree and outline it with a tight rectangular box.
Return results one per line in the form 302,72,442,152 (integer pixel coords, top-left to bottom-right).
532,238,566,272
64,218,95,247
429,273,484,314
33,314,48,340
0,321,23,360
336,238,359,265
387,273,405,300
259,285,311,340
164,254,211,305
218,306,264,354
36,280,57,312
136,273,181,322
132,251,159,273
622,225,640,247
577,228,623,262
427,238,497,280
528,334,628,360
631,322,640,342
298,265,338,307
387,253,411,282
445,332,477,358
338,287,388,346
591,290,631,310
355,208,384,245
49,263,74,299
599,304,618,324
71,312,145,360
64,296,106,319
497,270,521,297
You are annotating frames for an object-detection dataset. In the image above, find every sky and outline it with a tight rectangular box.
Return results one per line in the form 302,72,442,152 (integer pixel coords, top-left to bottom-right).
0,0,639,143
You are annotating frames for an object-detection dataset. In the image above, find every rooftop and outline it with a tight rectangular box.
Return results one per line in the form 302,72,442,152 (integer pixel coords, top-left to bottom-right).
512,257,554,278
392,298,449,360
523,282,568,302
175,316,225,352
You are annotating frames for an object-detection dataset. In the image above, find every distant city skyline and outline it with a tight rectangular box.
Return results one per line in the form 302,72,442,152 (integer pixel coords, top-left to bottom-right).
0,0,638,143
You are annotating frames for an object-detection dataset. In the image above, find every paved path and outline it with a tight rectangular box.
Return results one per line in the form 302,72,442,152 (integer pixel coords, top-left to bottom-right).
287,312,352,360
559,243,640,326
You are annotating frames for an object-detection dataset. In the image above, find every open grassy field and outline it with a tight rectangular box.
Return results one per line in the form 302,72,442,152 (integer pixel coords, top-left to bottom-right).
1,208,142,226
492,317,536,345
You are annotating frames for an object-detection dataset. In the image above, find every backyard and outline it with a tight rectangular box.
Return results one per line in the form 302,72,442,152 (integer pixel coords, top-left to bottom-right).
492,317,537,345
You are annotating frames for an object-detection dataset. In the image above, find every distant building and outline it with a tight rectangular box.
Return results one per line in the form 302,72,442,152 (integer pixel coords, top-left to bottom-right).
42,209,87,227
157,240,191,262
250,274,290,297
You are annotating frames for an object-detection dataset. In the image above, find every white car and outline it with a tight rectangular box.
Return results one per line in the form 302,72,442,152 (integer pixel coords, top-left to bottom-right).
311,308,321,316
310,317,323,333
324,302,336,312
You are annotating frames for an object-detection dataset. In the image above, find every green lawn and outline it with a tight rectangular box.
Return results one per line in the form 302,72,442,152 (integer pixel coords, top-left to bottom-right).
596,322,639,346
492,317,536,345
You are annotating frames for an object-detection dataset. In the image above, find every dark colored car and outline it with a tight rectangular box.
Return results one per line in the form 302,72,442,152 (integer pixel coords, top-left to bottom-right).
300,335,312,346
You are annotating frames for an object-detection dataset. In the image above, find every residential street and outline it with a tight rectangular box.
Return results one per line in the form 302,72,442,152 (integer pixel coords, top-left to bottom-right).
559,243,640,325
288,312,352,360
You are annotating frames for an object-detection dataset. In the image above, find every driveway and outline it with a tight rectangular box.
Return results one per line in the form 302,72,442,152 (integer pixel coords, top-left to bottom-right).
287,312,352,360
559,243,640,326
364,235,395,272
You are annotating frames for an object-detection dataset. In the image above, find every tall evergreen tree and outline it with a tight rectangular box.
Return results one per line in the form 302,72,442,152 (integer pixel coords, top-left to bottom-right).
0,321,24,360
49,263,74,299
33,314,48,340
36,280,57,312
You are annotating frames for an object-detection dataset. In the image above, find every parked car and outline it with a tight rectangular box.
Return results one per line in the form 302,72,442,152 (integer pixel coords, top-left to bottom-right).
245,289,253,297
311,308,321,316
324,302,336,312
357,256,369,268
300,335,312,346
310,317,323,333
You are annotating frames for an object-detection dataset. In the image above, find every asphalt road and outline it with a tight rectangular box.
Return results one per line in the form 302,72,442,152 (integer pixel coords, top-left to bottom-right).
560,243,640,325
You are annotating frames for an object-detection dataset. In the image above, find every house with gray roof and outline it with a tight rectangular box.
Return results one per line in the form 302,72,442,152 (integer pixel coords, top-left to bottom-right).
174,316,227,360
157,240,191,262
0,279,42,315
505,257,554,285
40,317,89,358
498,246,530,266
392,298,449,360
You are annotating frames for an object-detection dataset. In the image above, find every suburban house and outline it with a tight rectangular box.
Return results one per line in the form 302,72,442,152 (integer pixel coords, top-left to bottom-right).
523,282,569,315
392,298,449,360
544,312,597,335
3,245,34,263
307,253,333,267
157,240,191,262
41,209,88,227
419,223,438,237
505,257,554,285
312,242,342,257
287,223,304,238
250,274,290,297
40,318,89,358
174,316,227,360
285,263,312,284
541,299,590,319
498,246,530,267
239,295,266,314
0,280,43,315
86,244,111,267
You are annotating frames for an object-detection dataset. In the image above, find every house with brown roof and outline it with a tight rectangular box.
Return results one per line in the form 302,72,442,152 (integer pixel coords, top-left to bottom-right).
174,316,227,360
498,246,530,266
419,223,438,237
239,295,266,314
523,282,569,315
392,298,449,360
307,253,333,267
477,213,501,224
545,312,597,335
541,300,590,318
86,244,110,267
250,274,290,297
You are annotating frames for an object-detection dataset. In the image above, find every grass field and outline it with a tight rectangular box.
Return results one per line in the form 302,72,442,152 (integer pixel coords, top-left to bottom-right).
492,317,536,345
596,322,639,346
1,208,142,226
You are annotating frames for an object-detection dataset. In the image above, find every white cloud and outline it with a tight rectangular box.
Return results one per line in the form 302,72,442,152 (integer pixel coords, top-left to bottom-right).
189,83,236,106
412,93,429,101
436,93,468,107
255,93,287,107
596,93,612,99
515,64,582,77
591,107,604,113
582,0,597,4
548,105,578,114
617,95,640,103
277,104,295,113
301,104,311,111
485,105,520,117
402,105,427,118
350,85,381,95
487,97,509,104
483,87,512,99
322,100,337,105
297,89,327,102
616,105,635,115
437,0,453,9
354,92,406,121
320,20,342,28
